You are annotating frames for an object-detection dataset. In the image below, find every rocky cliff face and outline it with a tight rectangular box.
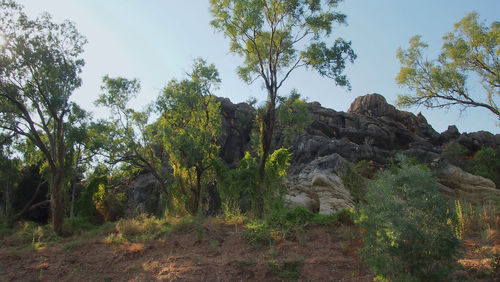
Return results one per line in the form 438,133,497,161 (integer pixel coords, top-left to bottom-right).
127,93,500,216
219,93,499,214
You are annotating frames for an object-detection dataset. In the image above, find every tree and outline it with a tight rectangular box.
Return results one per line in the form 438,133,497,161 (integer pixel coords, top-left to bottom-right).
94,76,169,206
209,0,356,214
0,1,86,234
277,90,312,147
396,12,500,123
155,59,222,214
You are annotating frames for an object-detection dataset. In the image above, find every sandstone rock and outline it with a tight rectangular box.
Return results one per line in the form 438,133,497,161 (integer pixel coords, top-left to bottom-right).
285,154,354,214
434,162,500,204
125,173,164,217
217,97,255,166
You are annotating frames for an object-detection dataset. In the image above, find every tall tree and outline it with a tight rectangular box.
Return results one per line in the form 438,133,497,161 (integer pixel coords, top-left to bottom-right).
155,59,222,214
0,1,86,234
94,76,169,202
209,0,356,214
396,12,500,122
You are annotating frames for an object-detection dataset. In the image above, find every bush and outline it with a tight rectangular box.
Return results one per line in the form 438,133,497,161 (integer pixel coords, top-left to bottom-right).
113,214,169,242
442,142,470,169
1,221,60,247
63,216,96,236
242,205,349,246
473,146,500,188
215,148,292,216
357,155,460,281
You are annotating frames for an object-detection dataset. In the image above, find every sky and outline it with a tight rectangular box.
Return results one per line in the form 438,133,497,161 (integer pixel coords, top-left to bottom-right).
15,0,500,134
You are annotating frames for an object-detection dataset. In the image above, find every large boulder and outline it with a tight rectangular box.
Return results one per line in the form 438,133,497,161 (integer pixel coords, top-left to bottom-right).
433,161,500,203
125,173,164,217
285,154,354,214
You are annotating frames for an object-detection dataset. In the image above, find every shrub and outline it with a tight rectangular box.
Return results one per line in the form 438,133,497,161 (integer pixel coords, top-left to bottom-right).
342,161,372,203
242,205,349,246
114,214,169,242
63,216,96,236
442,142,470,169
473,146,500,188
357,155,460,281
215,148,292,216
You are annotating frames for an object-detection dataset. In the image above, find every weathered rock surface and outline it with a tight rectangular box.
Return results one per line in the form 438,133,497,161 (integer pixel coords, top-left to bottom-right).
125,173,163,217
433,162,499,204
125,93,499,215
217,97,255,166
285,154,354,214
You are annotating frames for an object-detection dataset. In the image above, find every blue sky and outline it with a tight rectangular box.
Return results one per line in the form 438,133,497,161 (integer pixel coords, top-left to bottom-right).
16,0,500,134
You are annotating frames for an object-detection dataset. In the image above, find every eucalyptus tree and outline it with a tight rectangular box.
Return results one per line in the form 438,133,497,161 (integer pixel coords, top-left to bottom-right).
397,12,500,123
93,76,169,201
209,0,356,214
155,59,222,214
0,1,86,233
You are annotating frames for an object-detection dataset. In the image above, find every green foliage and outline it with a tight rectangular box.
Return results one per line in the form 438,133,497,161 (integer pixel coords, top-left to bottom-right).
75,165,108,221
396,12,500,121
215,152,259,212
473,146,500,188
357,155,460,281
94,75,167,197
156,59,222,214
1,221,60,248
209,0,356,90
92,183,127,222
277,90,312,147
216,148,291,215
342,160,375,203
62,216,96,236
442,142,470,168
243,205,349,247
210,0,355,204
0,0,87,234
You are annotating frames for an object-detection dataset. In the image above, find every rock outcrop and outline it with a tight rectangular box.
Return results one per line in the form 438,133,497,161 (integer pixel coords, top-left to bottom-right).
285,154,354,215
124,93,499,215
433,161,500,204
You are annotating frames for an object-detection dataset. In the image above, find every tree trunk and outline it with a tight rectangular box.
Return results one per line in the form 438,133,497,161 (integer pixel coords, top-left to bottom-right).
193,167,203,215
256,94,277,217
69,180,76,219
50,167,65,235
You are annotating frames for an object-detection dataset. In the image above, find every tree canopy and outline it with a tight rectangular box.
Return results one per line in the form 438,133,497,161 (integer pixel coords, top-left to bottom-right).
396,12,500,123
155,59,222,214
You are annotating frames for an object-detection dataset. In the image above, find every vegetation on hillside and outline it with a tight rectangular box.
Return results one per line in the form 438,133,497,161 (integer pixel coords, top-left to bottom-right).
0,1,499,280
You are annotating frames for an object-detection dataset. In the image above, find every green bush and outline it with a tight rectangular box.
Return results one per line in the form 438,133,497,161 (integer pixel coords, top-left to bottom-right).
242,205,349,246
1,221,60,247
215,148,292,216
473,146,500,188
442,142,470,169
342,161,373,202
357,155,460,281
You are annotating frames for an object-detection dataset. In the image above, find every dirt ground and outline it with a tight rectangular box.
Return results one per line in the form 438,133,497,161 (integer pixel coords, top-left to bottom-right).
0,223,373,281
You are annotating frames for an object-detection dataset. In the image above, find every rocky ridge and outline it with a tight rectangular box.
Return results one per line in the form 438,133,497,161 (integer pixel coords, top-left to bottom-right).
128,93,500,215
